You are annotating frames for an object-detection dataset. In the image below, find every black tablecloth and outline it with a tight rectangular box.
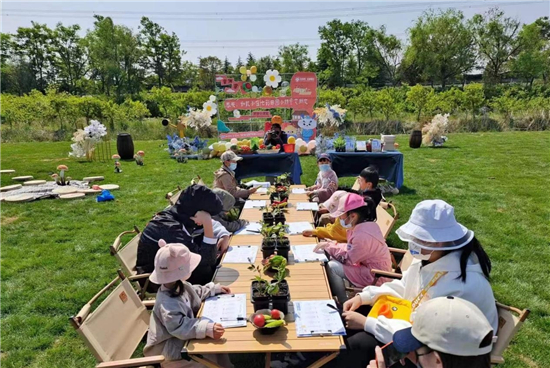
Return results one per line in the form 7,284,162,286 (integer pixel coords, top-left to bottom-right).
234,153,302,184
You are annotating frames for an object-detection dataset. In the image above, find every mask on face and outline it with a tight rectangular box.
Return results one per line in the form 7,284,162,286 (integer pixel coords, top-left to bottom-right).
229,162,237,171
339,216,353,229
319,164,330,172
408,240,433,260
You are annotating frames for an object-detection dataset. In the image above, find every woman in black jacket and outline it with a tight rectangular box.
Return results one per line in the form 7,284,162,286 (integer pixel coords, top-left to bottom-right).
136,185,223,291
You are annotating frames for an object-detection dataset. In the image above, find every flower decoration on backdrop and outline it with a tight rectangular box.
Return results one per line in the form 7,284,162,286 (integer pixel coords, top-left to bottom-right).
233,110,241,118
203,96,218,117
184,108,213,129
422,113,449,147
239,65,257,82
264,69,282,88
69,119,108,159
313,104,347,127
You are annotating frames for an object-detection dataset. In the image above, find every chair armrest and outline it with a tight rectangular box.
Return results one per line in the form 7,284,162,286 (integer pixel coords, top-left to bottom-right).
110,227,140,254
96,355,165,368
371,269,403,279
127,273,151,281
490,355,505,365
143,299,156,308
388,247,407,255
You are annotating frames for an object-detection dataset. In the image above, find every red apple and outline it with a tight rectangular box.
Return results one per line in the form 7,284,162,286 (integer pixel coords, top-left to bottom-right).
253,314,266,327
271,309,282,320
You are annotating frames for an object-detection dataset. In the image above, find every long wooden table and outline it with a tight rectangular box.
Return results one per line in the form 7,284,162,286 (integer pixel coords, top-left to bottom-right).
186,186,344,368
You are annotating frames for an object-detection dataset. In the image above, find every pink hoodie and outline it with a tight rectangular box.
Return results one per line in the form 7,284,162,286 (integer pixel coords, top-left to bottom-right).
325,222,392,287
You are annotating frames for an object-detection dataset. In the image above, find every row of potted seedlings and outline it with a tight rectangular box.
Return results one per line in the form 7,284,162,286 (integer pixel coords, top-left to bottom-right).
249,255,290,314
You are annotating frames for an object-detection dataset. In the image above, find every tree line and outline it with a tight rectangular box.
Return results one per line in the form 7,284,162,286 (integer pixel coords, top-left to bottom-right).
1,9,549,99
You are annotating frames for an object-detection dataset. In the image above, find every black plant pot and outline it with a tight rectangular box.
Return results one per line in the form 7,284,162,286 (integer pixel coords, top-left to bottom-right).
262,213,274,226
271,280,290,314
261,239,276,259
274,237,290,261
274,214,286,225
251,281,270,312
335,147,346,152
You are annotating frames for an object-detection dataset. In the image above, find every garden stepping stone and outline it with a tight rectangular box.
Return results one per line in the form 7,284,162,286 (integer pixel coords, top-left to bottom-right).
99,184,119,191
59,193,85,200
52,187,78,195
5,193,34,202
0,170,16,174
77,188,102,195
83,176,104,182
13,175,33,181
23,180,47,186
0,184,22,192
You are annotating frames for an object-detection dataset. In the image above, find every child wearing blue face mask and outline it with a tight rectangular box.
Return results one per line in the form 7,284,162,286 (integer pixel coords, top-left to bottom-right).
213,151,258,202
306,153,338,203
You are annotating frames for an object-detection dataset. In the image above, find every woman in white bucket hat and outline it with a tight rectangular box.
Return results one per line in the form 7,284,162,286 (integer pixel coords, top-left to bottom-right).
336,200,498,368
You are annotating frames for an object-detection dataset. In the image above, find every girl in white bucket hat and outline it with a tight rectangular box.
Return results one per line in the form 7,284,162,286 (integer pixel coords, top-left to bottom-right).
336,200,498,368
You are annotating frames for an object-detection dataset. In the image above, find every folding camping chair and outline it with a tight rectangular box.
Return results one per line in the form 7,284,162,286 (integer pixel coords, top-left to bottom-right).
491,302,530,365
70,270,165,368
376,202,398,239
110,226,153,303
165,186,182,207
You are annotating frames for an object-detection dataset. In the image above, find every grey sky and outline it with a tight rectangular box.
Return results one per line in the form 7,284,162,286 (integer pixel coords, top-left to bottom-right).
2,1,548,65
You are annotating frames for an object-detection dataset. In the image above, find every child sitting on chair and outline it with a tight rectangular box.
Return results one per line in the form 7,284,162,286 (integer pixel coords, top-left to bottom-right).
306,153,338,203
313,193,392,304
302,190,348,242
143,239,233,368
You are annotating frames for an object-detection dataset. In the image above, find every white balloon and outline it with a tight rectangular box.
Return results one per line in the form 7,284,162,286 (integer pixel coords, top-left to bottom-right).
226,142,233,150
252,86,259,92
250,74,257,82
230,138,238,144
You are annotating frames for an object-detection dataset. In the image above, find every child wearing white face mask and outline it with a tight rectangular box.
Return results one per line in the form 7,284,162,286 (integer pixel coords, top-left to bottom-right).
306,153,338,203
335,200,497,368
313,193,392,304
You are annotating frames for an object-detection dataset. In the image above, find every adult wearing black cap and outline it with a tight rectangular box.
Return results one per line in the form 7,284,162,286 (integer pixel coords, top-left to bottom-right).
136,185,224,291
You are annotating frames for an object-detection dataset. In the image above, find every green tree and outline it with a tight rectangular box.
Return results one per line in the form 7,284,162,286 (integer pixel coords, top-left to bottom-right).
246,52,256,67
181,61,199,87
78,95,103,125
376,89,399,121
470,8,522,83
222,57,233,74
407,84,434,121
256,55,275,74
51,23,87,94
145,86,175,118
278,43,310,73
512,19,550,87
235,56,244,71
198,56,222,90
318,19,352,87
348,89,376,120
369,26,402,86
408,9,475,89
462,83,485,121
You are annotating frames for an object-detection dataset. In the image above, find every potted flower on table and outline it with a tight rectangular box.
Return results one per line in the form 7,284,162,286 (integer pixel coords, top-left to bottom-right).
260,222,289,260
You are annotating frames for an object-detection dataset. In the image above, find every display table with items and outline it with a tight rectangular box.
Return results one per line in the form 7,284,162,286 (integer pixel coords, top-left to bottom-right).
234,152,303,184
328,151,404,189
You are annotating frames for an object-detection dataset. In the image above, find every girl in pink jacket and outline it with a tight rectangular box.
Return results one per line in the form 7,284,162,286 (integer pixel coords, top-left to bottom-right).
314,193,392,303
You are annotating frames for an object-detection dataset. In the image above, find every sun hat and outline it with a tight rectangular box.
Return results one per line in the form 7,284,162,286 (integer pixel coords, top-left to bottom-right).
212,188,236,212
149,239,201,285
322,190,348,214
329,193,366,218
317,153,332,162
220,151,242,162
393,296,494,357
395,200,474,250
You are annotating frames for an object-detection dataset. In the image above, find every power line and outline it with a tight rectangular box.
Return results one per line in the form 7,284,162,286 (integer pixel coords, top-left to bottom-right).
3,1,544,22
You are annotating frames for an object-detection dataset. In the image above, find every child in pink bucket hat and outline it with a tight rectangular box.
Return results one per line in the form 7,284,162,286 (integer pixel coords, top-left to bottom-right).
313,193,392,304
144,239,233,368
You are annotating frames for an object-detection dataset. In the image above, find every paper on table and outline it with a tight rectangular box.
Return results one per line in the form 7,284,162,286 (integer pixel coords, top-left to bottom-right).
235,222,262,235
356,141,367,151
296,202,319,211
244,200,267,209
291,244,328,263
244,180,271,188
256,187,268,194
294,300,346,337
223,246,258,264
292,188,307,194
201,294,247,328
286,222,314,235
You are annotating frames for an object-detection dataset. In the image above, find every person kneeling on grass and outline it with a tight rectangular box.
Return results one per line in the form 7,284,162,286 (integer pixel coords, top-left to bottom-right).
306,153,338,203
336,200,498,368
143,239,233,368
368,296,493,368
212,188,248,235
313,193,392,304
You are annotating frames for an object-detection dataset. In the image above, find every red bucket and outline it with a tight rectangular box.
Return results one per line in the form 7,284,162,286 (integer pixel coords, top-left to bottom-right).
283,144,295,153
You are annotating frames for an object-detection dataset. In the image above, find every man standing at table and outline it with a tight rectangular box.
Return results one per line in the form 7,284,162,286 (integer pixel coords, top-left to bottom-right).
213,151,258,204
263,122,288,149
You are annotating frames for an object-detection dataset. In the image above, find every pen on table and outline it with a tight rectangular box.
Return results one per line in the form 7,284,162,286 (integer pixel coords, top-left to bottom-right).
220,317,245,321
326,303,341,313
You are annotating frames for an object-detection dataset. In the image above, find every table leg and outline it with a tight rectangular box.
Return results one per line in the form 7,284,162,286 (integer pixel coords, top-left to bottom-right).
189,355,224,368
265,352,271,368
307,352,339,368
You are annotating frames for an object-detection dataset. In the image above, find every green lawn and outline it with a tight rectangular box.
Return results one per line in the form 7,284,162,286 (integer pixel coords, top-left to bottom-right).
1,132,550,368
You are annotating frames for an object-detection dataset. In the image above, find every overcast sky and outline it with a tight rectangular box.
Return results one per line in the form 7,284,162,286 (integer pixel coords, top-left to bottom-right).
2,1,548,65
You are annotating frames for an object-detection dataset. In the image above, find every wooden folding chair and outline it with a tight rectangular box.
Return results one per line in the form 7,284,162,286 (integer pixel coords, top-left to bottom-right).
165,186,182,207
491,302,530,365
70,271,165,368
110,226,152,302
376,203,398,239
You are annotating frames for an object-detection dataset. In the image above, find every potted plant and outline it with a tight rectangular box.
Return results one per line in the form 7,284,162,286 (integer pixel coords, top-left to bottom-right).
260,222,289,260
271,205,286,225
259,256,291,314
248,264,279,312
262,206,275,226
274,173,292,187
333,135,346,152
269,186,289,205
274,230,290,260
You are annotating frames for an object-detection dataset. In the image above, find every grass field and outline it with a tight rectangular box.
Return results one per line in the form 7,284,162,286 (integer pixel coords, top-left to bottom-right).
1,131,549,368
